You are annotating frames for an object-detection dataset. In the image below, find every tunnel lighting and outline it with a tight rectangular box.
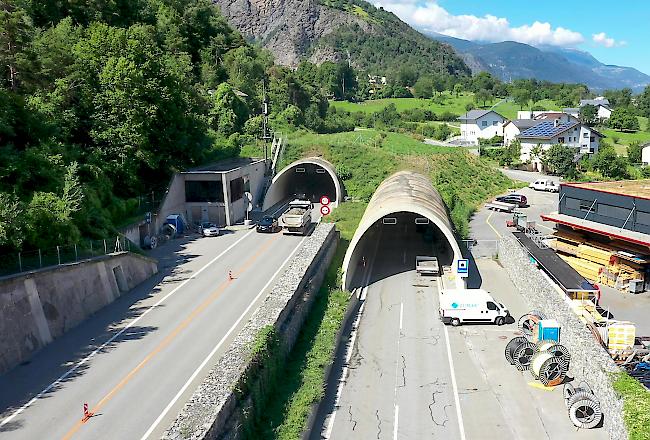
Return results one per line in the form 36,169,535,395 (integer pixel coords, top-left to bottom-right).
382,217,397,225
295,167,306,173
315,168,327,174
415,218,430,225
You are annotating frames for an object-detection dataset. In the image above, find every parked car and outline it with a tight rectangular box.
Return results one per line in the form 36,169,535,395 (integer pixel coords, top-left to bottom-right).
199,222,220,237
529,179,559,192
496,194,528,207
256,216,280,233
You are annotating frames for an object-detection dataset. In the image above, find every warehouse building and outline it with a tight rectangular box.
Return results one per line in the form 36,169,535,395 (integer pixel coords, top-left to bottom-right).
542,180,650,293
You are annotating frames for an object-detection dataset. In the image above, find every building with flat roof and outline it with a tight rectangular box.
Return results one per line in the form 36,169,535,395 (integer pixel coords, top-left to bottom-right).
156,158,269,231
542,180,650,292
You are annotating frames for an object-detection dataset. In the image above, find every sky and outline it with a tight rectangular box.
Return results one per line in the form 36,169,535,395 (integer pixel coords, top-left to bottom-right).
373,0,650,75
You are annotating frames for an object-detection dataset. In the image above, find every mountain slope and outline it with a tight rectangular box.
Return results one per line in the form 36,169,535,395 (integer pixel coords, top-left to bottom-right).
211,0,470,76
430,33,650,91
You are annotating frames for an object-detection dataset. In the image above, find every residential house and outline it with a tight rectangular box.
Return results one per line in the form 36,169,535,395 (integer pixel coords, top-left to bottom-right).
458,110,506,145
503,119,540,146
517,119,603,172
579,98,613,120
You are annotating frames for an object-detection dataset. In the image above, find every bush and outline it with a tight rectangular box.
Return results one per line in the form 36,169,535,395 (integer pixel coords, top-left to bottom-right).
613,372,650,440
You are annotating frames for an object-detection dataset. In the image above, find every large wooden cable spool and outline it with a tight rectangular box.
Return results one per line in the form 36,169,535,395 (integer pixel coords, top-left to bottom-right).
531,352,554,379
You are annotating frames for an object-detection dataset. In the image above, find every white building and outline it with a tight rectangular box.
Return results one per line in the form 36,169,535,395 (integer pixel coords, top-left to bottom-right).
579,99,613,120
458,110,505,145
517,120,603,172
503,119,540,146
643,145,650,166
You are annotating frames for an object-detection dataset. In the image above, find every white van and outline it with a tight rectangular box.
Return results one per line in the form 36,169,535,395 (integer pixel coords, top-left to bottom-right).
529,179,559,193
439,289,510,326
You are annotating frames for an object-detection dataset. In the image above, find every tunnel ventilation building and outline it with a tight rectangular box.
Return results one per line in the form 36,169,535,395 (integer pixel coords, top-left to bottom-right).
263,157,343,210
342,171,464,290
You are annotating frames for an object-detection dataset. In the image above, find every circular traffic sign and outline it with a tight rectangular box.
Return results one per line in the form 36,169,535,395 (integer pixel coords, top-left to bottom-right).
320,205,331,216
320,195,331,206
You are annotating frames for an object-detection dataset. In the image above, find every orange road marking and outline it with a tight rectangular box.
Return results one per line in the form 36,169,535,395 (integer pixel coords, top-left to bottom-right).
61,234,280,440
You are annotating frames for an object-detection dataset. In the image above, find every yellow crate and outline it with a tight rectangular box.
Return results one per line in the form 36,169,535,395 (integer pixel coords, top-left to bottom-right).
608,322,636,351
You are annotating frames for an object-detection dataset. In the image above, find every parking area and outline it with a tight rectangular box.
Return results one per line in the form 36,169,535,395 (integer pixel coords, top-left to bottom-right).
448,259,607,440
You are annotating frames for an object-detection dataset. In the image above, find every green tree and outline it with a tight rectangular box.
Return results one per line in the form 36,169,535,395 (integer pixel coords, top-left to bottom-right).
542,144,576,176
0,2,35,91
627,142,643,164
474,89,492,107
396,66,417,87
609,108,640,131
579,104,598,126
592,147,630,179
453,83,463,97
512,88,531,110
413,75,434,99
209,83,249,136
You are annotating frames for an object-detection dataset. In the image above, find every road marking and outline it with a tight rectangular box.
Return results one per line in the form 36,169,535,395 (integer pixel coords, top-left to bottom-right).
140,235,308,440
393,404,399,440
323,231,381,439
437,277,467,440
61,234,280,440
399,302,403,331
486,211,503,239
0,228,257,429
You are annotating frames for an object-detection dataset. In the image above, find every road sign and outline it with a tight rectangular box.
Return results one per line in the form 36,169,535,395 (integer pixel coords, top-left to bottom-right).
244,192,252,202
320,205,331,216
145,212,152,224
457,259,469,278
320,195,331,206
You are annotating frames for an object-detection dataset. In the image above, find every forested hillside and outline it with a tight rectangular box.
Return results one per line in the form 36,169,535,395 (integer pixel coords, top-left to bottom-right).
0,0,354,253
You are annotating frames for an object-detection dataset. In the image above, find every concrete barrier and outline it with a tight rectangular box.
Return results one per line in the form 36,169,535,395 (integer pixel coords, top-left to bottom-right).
164,223,339,440
499,235,628,440
0,252,158,375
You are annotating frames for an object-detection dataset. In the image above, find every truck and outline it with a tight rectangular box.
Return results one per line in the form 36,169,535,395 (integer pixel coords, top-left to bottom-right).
439,289,510,327
416,256,439,276
280,199,313,235
529,178,559,193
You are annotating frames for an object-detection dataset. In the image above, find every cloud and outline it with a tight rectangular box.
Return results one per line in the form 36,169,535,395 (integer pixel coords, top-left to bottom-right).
374,1,585,47
592,32,626,48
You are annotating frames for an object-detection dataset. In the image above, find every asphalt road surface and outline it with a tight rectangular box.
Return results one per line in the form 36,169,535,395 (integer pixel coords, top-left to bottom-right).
0,218,310,439
324,225,463,440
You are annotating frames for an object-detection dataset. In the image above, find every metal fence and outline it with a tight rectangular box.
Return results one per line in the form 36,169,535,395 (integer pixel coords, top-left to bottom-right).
462,239,500,259
0,236,133,278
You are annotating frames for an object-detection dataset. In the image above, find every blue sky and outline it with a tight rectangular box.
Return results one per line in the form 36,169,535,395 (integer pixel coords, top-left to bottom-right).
374,1,650,75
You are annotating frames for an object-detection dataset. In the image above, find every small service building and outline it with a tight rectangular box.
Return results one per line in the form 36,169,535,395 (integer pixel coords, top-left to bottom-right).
155,158,268,230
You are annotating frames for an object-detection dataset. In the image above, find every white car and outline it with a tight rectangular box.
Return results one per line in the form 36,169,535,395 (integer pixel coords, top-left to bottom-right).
529,179,559,193
199,222,220,237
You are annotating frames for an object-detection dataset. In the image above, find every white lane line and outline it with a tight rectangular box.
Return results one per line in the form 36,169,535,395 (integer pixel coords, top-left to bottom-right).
0,228,257,428
399,302,403,331
140,235,308,439
437,277,467,440
393,404,399,440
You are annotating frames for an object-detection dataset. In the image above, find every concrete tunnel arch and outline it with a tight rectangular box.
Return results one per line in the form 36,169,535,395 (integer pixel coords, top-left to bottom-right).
342,171,465,291
263,157,344,211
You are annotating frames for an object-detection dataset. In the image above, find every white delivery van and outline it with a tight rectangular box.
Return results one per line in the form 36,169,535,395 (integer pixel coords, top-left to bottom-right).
439,289,510,326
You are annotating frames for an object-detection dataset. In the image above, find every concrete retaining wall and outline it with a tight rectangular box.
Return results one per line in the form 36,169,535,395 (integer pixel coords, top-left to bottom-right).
0,253,158,375
164,223,339,440
499,235,628,440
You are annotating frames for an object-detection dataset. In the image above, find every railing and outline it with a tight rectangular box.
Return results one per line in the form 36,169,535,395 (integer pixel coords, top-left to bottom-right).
462,239,500,259
0,236,133,278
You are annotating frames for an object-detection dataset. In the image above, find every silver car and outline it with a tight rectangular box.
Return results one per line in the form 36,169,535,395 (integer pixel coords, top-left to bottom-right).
199,222,220,237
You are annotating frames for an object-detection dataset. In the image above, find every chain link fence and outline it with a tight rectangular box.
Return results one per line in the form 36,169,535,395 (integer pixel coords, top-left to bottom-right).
0,236,133,278
462,239,500,259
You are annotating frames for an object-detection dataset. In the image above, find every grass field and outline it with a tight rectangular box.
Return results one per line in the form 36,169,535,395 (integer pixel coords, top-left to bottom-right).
330,94,563,121
601,116,650,155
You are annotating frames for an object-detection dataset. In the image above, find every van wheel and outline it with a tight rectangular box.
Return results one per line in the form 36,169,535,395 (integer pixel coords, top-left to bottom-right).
495,316,505,326
451,318,461,327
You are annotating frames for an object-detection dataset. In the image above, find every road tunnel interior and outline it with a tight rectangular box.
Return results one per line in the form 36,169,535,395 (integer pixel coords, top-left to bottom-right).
346,212,454,290
264,162,339,211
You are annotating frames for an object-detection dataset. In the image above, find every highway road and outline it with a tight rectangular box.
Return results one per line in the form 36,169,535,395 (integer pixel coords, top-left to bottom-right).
0,212,313,439
324,223,463,440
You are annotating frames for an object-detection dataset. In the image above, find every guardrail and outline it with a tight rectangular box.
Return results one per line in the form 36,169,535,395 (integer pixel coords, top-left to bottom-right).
0,236,133,278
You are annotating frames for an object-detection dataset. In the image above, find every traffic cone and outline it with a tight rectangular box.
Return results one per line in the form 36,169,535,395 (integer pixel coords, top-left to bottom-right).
228,270,234,281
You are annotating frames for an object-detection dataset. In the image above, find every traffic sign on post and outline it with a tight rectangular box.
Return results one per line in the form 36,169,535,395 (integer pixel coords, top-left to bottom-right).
320,195,331,206
320,205,331,216
457,259,469,278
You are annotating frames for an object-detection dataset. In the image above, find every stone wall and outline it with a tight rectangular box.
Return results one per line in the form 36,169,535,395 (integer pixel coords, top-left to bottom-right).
164,223,339,440
0,252,158,375
499,235,627,440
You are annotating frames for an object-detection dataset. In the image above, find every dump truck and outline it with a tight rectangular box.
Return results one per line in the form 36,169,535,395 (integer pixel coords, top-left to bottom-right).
416,256,439,275
280,199,313,235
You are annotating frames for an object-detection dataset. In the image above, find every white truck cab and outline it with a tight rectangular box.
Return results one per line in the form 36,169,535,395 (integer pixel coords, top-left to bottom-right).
439,289,510,326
